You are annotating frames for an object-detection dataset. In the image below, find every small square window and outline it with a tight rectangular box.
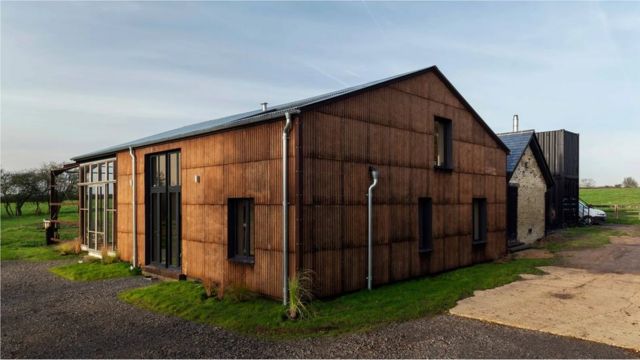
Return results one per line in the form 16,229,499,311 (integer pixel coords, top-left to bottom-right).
434,117,453,169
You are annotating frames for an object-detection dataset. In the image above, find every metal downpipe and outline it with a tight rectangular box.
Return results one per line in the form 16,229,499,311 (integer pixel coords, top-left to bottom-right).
128,147,137,269
282,110,299,305
367,167,379,291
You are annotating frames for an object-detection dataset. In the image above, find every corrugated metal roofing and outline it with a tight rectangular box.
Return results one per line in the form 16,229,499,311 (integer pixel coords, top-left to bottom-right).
497,130,535,173
72,65,509,162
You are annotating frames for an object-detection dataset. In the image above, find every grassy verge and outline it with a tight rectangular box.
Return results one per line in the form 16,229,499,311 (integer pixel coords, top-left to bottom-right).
540,226,626,253
1,202,79,261
120,258,551,340
50,261,137,281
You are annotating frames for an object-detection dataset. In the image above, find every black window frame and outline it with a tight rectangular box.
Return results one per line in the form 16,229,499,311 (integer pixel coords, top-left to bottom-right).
434,116,453,170
227,198,255,264
472,198,488,245
418,198,433,253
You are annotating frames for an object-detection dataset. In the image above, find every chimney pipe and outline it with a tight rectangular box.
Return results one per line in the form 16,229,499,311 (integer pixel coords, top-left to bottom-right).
261,102,268,112
513,114,519,132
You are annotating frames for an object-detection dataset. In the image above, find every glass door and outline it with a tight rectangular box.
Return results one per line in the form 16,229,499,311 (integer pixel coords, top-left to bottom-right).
147,151,181,268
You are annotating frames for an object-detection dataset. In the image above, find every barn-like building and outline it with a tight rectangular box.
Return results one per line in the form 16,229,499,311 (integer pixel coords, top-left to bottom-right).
72,66,509,299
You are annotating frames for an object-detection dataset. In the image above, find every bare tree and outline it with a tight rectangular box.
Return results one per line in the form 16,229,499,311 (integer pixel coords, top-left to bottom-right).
623,177,638,188
580,178,596,188
1,169,16,216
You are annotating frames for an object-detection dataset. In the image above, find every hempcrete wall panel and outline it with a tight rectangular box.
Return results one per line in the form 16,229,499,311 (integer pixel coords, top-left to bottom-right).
302,71,508,297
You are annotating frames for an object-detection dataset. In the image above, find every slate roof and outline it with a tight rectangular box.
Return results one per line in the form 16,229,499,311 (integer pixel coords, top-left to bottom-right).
72,65,509,162
497,130,554,186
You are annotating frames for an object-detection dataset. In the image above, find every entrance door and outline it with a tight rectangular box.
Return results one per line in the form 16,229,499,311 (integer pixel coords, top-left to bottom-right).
507,185,518,244
147,151,181,268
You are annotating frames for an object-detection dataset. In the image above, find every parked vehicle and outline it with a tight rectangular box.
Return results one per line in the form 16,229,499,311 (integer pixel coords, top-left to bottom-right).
578,200,607,225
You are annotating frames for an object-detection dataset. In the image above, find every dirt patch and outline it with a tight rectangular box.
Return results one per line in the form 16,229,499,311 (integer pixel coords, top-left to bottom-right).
451,266,640,351
513,249,554,259
609,235,640,246
549,292,575,299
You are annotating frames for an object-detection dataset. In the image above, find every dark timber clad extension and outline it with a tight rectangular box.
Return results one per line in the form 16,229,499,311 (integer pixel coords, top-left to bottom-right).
72,66,509,299
536,130,579,228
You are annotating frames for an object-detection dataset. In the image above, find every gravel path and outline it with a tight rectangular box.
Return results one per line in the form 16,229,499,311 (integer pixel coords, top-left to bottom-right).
1,260,635,359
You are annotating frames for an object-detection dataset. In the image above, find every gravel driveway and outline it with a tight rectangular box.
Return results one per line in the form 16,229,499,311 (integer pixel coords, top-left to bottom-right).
1,260,635,358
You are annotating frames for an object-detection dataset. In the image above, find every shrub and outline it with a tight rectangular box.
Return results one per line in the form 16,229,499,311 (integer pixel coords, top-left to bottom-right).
224,284,258,303
100,246,119,264
202,278,217,299
287,269,314,320
56,238,82,256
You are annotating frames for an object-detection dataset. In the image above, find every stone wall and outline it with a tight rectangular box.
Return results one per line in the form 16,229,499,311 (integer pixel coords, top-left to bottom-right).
509,146,547,244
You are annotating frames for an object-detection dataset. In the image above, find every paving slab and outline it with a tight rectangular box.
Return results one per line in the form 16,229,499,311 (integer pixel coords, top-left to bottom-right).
450,266,640,351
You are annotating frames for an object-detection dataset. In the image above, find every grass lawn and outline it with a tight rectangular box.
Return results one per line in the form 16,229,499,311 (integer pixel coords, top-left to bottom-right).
580,188,640,225
540,226,626,253
120,258,551,340
50,261,137,281
1,202,79,261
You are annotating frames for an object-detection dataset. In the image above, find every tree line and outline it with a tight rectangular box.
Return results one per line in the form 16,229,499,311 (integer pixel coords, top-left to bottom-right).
0,163,78,216
580,177,638,189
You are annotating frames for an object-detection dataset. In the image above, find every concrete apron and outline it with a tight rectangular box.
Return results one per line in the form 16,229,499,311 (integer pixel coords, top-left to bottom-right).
450,266,640,351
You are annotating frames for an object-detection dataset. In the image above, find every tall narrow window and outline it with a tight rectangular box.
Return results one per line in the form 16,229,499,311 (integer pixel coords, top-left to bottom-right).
418,198,433,252
472,198,487,244
228,198,255,262
434,116,453,169
78,158,117,252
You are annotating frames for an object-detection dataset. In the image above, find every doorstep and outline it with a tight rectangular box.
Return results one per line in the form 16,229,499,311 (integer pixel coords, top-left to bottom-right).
142,265,186,281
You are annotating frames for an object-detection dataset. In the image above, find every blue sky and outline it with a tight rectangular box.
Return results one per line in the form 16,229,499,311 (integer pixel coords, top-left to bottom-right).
1,1,638,185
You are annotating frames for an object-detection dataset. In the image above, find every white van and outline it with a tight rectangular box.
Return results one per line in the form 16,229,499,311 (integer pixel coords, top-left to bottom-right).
578,200,607,225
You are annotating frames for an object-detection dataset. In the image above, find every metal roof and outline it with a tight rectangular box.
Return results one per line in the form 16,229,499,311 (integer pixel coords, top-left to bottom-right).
72,65,509,162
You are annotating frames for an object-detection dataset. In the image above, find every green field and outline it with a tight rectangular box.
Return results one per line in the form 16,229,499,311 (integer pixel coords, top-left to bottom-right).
1,202,79,260
580,188,640,225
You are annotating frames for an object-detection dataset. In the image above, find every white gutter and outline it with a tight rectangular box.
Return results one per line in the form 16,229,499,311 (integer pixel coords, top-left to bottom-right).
282,110,299,305
367,167,379,290
129,147,137,269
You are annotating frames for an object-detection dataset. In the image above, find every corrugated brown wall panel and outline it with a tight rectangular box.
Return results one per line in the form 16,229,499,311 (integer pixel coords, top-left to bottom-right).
458,235,472,266
409,96,429,134
203,165,224,205
411,168,429,199
373,204,390,245
444,205,459,236
388,89,412,130
388,128,412,167
459,204,472,236
443,236,460,270
342,247,366,292
344,205,366,248
389,166,412,203
429,237,445,273
472,175,486,198
204,205,225,244
314,250,343,297
368,123,389,165
410,132,429,168
313,206,343,251
373,244,390,285
391,241,411,280
459,174,472,204
312,159,342,205
343,118,369,163
343,162,369,205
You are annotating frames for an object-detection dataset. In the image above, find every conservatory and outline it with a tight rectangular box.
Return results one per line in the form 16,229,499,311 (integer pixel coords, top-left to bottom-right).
78,158,117,255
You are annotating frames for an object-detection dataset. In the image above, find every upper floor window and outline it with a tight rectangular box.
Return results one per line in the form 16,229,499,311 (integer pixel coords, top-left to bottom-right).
434,117,453,169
